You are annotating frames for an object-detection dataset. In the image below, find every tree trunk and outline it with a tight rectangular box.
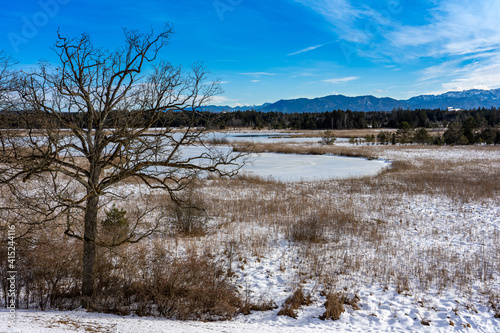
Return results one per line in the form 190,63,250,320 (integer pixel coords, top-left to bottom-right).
81,188,99,308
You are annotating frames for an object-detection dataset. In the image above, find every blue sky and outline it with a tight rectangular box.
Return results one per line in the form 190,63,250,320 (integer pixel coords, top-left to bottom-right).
1,0,500,106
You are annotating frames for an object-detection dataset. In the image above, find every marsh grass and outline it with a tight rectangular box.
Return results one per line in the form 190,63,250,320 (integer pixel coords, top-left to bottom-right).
277,288,312,318
1,144,499,321
319,292,345,321
232,142,379,159
204,144,500,310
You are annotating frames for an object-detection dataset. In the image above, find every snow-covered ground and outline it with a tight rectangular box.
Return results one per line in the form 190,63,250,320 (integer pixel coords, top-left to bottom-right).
2,145,499,332
2,295,499,333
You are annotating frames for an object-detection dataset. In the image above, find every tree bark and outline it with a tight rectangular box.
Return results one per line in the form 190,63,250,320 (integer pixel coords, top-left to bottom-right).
81,169,100,308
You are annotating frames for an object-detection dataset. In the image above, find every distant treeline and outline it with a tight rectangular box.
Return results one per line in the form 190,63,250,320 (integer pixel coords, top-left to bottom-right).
209,108,500,130
1,107,499,144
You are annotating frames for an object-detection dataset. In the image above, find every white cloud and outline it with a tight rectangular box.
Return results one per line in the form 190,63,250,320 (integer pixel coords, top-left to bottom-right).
323,76,359,84
439,55,500,92
251,80,260,83
300,0,500,94
290,72,316,78
238,72,277,76
296,0,376,43
209,96,240,106
288,43,327,56
298,0,500,62
389,1,500,58
415,52,500,95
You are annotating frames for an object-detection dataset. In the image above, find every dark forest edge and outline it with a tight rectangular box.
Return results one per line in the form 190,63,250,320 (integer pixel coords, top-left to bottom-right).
1,107,499,145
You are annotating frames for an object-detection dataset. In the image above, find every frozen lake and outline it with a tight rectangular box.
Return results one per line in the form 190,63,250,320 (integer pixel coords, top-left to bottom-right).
180,145,390,182
241,152,389,181
205,132,389,181
210,131,350,144
10,130,388,182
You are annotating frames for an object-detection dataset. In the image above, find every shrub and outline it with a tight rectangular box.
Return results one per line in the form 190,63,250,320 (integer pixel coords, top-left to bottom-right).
413,128,432,144
102,205,128,230
171,189,207,236
93,251,242,321
101,205,129,243
377,131,391,144
277,288,312,318
287,216,326,243
320,130,336,145
319,292,345,320
364,134,375,144
152,255,242,320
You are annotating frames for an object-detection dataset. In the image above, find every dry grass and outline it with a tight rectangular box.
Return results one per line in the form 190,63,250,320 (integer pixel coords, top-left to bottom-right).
287,216,327,243
289,129,398,138
319,292,346,321
202,144,500,308
277,288,312,318
1,143,499,321
233,142,379,159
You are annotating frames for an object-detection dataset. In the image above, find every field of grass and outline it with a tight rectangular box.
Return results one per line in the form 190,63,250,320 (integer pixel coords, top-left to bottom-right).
1,141,499,332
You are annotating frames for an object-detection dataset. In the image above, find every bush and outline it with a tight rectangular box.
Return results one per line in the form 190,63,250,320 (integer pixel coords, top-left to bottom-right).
93,250,242,320
319,292,345,320
277,288,312,318
320,130,336,145
413,128,432,144
102,205,128,230
171,189,207,236
0,231,82,311
101,205,129,244
287,216,326,243
364,134,375,144
151,255,242,320
377,131,391,144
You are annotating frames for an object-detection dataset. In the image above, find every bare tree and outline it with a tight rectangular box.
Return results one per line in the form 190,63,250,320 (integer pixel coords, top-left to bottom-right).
0,51,15,110
0,25,244,307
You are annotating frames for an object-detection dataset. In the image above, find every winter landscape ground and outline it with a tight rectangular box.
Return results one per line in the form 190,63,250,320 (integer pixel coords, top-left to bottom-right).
2,131,500,332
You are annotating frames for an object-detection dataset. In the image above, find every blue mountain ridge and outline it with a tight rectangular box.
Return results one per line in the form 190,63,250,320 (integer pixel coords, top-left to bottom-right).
202,89,500,112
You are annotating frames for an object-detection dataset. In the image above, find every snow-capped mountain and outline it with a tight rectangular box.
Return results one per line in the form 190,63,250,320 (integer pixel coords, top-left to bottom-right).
204,89,500,112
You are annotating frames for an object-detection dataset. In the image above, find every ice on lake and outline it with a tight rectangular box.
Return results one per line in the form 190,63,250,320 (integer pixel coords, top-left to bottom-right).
242,152,390,181
210,131,349,144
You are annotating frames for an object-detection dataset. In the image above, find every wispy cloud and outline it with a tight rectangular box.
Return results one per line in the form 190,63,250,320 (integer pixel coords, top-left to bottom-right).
238,72,277,76
323,76,359,84
209,96,240,106
251,80,260,83
298,0,500,60
430,54,500,93
399,1,500,92
299,0,500,93
288,42,331,56
389,1,500,57
296,0,376,43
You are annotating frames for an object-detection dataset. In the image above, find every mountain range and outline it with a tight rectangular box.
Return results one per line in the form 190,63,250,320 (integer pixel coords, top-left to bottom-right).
204,89,500,113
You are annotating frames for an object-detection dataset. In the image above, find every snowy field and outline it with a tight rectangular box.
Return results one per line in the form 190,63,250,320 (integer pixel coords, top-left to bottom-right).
1,144,499,332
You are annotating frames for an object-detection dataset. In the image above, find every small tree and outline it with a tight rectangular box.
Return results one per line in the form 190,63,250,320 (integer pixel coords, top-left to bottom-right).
443,121,465,145
376,131,390,144
0,25,245,307
364,134,375,144
101,205,129,244
320,130,336,145
396,121,413,144
413,128,432,144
